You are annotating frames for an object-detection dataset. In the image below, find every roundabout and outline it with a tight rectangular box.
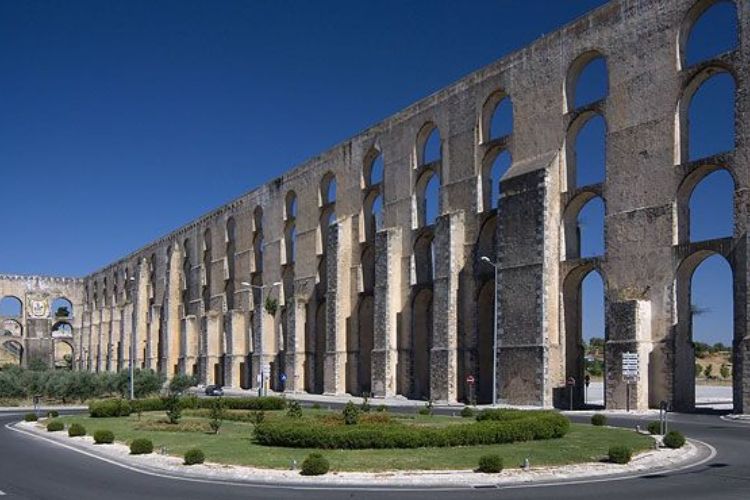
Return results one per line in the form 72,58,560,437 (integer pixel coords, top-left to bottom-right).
0,407,745,499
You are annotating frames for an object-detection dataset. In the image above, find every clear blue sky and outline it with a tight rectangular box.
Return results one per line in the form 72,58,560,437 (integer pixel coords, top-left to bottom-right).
0,1,736,344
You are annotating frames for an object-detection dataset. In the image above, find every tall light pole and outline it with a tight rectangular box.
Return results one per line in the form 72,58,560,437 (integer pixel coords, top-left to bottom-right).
240,281,281,396
481,256,499,406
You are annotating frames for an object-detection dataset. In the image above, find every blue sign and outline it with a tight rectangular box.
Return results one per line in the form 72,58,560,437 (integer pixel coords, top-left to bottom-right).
280,372,287,382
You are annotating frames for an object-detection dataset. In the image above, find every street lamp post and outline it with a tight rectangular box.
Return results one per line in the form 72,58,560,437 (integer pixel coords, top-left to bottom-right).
480,256,499,407
240,281,281,396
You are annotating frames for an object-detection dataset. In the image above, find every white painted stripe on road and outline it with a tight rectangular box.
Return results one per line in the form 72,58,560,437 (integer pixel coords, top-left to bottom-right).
0,488,6,495
5,421,718,493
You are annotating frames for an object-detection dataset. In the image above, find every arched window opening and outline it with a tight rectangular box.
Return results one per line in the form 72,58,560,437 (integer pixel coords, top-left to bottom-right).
414,235,436,285
572,114,606,188
567,54,608,112
482,150,512,211
368,153,384,187
689,168,734,242
321,172,337,206
489,96,513,140
2,319,22,337
285,191,297,221
577,197,605,258
226,218,236,310
411,288,433,400
253,207,264,275
687,72,735,161
51,321,73,338
684,1,738,68
1,340,23,366
476,215,497,273
366,193,384,240
417,123,441,166
690,254,733,408
52,297,73,318
581,270,605,406
0,297,22,317
181,240,191,314
54,340,74,369
285,225,297,265
416,171,440,228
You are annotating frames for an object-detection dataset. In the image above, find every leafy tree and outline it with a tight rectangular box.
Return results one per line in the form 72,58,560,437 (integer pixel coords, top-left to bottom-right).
695,362,703,379
168,374,197,395
209,397,226,434
55,306,70,317
163,393,182,424
720,364,731,379
704,364,713,379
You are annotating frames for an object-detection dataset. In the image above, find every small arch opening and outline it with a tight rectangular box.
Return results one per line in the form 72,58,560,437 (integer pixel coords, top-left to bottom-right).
687,72,735,161
566,52,608,112
0,297,23,318
683,0,738,68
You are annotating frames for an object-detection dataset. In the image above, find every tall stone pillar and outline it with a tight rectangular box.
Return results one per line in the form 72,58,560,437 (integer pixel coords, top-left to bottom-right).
146,305,160,370
372,228,402,398
133,258,150,371
324,219,351,395
496,169,550,407
81,311,92,371
181,315,199,377
430,212,465,403
121,303,133,372
223,310,245,388
110,307,121,371
101,308,112,372
284,297,307,392
91,310,101,372
205,311,222,385
605,300,652,410
164,245,182,378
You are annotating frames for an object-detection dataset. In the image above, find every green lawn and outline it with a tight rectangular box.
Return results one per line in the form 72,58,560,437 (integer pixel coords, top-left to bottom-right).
57,411,653,472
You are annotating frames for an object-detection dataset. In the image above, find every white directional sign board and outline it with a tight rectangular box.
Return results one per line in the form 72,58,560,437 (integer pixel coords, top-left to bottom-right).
622,352,639,381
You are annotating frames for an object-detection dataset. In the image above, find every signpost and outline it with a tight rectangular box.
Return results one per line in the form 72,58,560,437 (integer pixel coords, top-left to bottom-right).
622,352,639,412
566,376,576,411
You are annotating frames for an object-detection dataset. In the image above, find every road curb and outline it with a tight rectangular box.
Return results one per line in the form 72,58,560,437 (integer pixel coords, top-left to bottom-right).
7,420,716,491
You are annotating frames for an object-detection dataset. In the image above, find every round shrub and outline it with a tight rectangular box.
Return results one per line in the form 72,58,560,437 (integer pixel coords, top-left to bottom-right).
130,438,154,455
68,423,86,437
477,454,503,473
300,453,330,476
184,448,205,465
46,420,64,432
342,401,360,425
24,413,38,422
93,429,115,444
287,400,303,419
608,445,632,464
89,399,132,418
460,407,475,418
47,410,60,418
591,414,607,426
647,421,662,435
663,430,686,449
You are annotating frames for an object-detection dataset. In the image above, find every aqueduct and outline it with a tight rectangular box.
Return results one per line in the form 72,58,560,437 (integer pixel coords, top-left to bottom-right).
2,0,748,412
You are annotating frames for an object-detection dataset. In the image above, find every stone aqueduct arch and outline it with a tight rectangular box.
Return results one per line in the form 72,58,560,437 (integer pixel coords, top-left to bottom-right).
2,0,748,412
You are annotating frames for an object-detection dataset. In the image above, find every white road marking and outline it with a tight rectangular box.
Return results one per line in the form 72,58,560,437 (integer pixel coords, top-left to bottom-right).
0,488,6,495
5,421,718,492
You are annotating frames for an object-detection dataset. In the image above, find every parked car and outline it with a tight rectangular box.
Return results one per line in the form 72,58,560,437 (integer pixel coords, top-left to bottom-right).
205,385,224,397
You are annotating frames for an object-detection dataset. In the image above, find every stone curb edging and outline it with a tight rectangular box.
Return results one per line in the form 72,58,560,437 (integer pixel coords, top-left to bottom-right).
10,420,713,490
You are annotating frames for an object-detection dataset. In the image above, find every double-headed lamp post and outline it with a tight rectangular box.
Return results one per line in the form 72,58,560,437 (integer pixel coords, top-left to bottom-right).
240,281,282,396
480,256,499,407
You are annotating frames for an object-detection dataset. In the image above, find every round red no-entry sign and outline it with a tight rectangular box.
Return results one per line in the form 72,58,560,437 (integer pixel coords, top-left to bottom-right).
466,375,475,384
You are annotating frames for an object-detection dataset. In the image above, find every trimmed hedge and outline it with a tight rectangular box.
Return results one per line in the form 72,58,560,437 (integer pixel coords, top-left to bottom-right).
591,414,607,426
113,396,287,414
68,423,86,437
24,413,38,422
89,399,132,418
460,407,475,418
47,410,60,418
477,454,503,473
663,431,685,449
255,411,569,450
184,448,205,465
300,453,330,476
46,420,64,432
93,429,115,444
608,445,632,464
130,438,154,455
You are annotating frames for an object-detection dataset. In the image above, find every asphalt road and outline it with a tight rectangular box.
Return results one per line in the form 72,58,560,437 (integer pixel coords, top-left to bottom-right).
0,409,748,499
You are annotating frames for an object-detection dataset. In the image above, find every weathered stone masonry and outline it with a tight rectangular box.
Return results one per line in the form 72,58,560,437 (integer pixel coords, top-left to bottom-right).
2,0,748,412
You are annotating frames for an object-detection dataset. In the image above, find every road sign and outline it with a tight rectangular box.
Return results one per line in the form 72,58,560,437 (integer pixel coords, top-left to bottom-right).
466,375,475,384
622,352,639,381
262,364,271,376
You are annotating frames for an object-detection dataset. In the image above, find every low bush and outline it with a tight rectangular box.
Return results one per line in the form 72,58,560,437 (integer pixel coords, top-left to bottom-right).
647,421,661,435
460,407,475,418
130,438,154,455
476,409,549,422
93,429,115,444
200,397,285,411
342,401,360,425
376,405,387,413
255,411,569,450
68,423,86,437
287,400,303,419
417,407,431,416
477,454,503,473
591,414,607,426
300,453,330,476
184,448,205,465
46,420,64,432
252,410,265,425
663,430,685,449
47,410,59,418
608,445,632,464
89,399,132,418
134,420,210,433
24,413,38,422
